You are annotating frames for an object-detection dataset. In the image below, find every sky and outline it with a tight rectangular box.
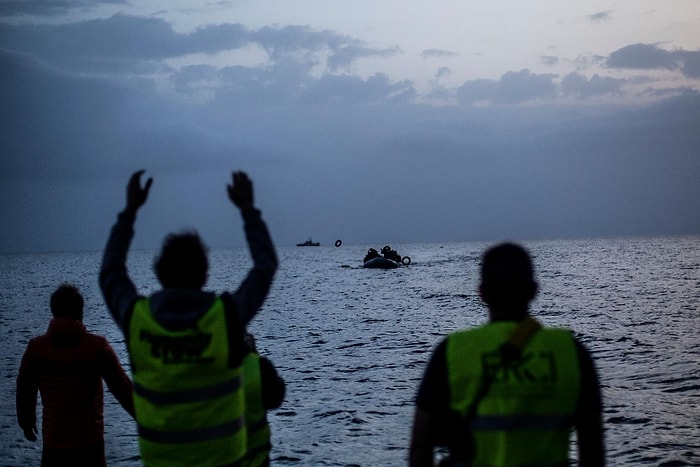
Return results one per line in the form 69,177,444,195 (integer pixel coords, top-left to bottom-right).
1,0,699,253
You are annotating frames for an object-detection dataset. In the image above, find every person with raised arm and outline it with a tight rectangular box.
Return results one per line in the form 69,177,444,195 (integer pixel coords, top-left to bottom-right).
99,170,278,467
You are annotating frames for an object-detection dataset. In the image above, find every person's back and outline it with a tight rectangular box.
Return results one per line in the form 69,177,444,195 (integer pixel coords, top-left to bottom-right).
16,284,134,467
443,321,582,465
409,243,604,467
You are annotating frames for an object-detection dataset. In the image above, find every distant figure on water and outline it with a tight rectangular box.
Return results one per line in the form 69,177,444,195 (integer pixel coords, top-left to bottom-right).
242,333,286,467
99,170,278,467
409,242,605,466
16,284,135,467
364,248,381,262
381,245,402,263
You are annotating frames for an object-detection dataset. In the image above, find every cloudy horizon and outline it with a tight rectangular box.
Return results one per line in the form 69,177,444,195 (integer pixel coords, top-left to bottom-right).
1,1,699,253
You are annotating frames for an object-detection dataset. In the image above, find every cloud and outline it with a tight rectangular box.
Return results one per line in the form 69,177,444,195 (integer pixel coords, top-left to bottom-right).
456,69,557,105
541,55,559,66
300,73,415,105
606,43,700,78
607,43,678,70
1,11,700,252
435,66,451,80
0,0,126,17
2,39,700,253
678,50,700,78
421,48,457,59
586,11,613,23
0,15,398,75
560,72,625,98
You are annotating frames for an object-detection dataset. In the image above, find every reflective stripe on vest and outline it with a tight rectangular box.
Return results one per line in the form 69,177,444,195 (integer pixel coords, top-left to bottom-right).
129,297,246,467
242,351,272,467
446,322,580,467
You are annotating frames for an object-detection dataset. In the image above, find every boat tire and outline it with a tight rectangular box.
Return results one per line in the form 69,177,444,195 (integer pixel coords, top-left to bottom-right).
335,239,342,247
402,256,411,266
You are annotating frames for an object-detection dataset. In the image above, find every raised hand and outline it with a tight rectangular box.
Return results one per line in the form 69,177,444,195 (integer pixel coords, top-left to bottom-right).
126,170,153,214
227,171,254,209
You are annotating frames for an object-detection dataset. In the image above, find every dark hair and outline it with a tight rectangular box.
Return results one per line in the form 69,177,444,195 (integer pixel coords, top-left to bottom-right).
154,230,209,289
50,284,84,320
479,242,537,308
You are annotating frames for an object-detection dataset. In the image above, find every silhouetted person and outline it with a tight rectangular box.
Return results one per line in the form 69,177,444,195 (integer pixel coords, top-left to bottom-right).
99,170,278,467
242,333,286,467
410,243,604,466
16,283,135,467
364,248,380,262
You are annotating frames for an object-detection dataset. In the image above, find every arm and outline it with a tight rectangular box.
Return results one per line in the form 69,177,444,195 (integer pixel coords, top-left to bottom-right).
225,172,278,326
410,408,438,467
574,340,605,466
16,344,39,442
410,340,450,467
99,170,153,330
100,341,136,418
259,356,286,410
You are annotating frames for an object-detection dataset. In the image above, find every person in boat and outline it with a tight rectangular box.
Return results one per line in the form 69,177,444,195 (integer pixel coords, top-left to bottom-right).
16,284,135,467
242,333,286,467
364,248,381,262
409,242,605,466
99,170,278,467
381,245,402,263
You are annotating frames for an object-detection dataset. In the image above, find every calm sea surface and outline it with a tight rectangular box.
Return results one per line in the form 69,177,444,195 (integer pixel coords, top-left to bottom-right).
1,236,698,466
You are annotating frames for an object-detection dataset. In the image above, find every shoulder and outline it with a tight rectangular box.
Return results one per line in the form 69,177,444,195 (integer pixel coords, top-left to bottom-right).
83,331,118,353
20,335,45,359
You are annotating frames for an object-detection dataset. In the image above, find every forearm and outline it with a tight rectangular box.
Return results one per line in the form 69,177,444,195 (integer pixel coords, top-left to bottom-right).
234,207,278,324
409,409,436,467
243,207,278,274
99,210,141,329
575,340,605,466
102,347,136,418
15,365,37,430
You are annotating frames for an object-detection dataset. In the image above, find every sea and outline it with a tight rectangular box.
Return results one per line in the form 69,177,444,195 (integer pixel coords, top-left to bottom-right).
1,236,698,466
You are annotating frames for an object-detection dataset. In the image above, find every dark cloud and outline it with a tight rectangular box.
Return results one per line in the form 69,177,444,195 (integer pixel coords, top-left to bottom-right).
560,72,624,98
435,66,451,79
298,73,414,105
0,0,126,17
1,13,699,252
456,69,557,105
607,43,678,70
251,25,399,72
421,48,456,59
587,11,613,23
0,15,397,75
2,43,699,252
541,55,559,66
606,43,700,78
678,50,700,78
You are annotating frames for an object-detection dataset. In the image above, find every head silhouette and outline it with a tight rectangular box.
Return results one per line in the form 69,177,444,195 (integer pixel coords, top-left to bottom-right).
154,230,209,289
50,284,84,320
479,243,538,314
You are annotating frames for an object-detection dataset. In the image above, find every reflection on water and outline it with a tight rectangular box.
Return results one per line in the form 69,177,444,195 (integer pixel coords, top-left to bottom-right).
1,236,698,465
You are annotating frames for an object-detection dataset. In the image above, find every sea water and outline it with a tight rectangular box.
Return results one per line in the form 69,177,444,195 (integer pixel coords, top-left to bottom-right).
1,236,698,466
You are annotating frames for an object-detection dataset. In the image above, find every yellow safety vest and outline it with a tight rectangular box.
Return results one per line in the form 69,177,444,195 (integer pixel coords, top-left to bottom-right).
446,322,580,467
242,352,272,467
129,297,247,467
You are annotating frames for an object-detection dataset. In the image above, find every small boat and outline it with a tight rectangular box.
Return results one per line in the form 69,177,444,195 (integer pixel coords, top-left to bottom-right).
362,246,411,269
363,257,400,269
296,238,320,247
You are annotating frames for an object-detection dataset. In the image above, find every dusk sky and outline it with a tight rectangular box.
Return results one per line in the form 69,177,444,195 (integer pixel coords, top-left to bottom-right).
1,1,699,253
